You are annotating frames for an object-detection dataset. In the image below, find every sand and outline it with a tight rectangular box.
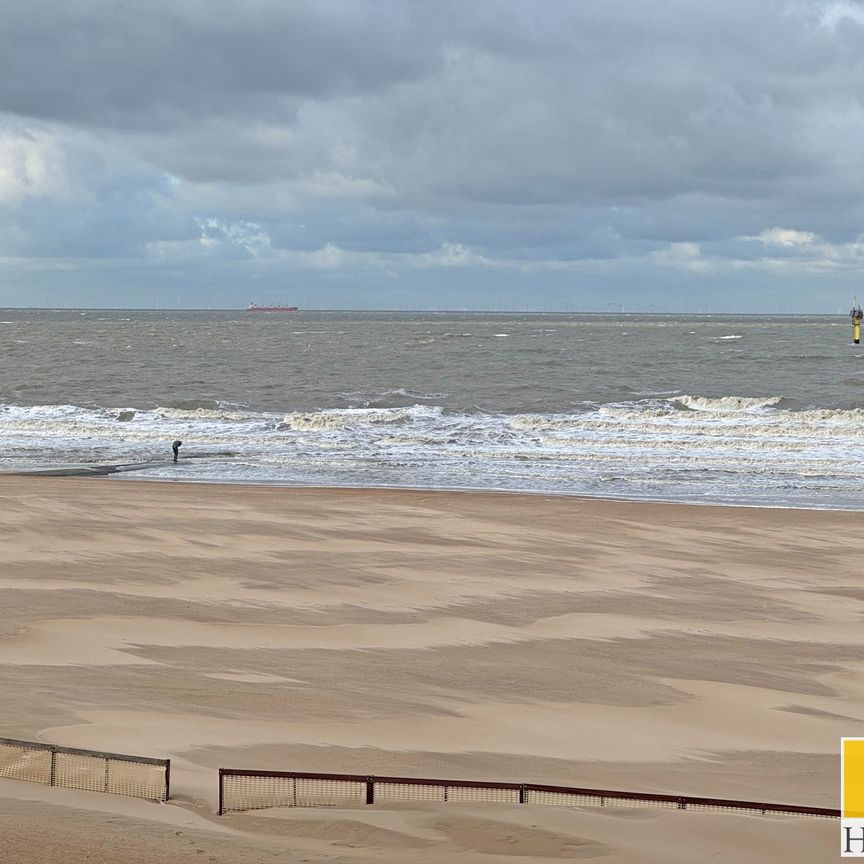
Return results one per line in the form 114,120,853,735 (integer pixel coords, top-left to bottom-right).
0,476,856,862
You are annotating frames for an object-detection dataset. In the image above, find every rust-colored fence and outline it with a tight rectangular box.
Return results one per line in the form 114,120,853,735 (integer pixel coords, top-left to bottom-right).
217,770,838,818
0,737,169,802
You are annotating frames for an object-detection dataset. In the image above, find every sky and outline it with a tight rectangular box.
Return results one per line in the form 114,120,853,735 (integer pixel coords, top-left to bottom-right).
2,1,864,312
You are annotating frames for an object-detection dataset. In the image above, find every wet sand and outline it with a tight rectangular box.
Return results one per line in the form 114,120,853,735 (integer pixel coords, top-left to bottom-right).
0,476,855,862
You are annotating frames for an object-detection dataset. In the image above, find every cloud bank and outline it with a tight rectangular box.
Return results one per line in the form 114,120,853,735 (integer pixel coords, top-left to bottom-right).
1,0,864,310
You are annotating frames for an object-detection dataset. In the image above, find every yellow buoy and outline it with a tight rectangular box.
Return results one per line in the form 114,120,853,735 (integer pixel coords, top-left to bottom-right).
852,300,863,344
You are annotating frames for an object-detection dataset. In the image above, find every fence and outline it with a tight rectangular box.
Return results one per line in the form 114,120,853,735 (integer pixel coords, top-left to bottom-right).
217,770,838,818
0,737,169,802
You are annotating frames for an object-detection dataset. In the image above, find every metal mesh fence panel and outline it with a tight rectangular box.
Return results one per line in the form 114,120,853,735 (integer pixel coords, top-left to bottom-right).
53,752,108,793
605,796,679,809
526,789,605,808
683,802,835,817
445,785,520,804
687,802,763,814
221,774,296,812
105,758,168,801
375,782,447,802
0,737,168,802
0,741,52,784
762,806,823,818
294,777,366,807
220,775,367,813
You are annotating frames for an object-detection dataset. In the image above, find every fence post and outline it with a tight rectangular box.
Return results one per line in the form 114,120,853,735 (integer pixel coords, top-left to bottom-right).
366,778,375,805
218,769,224,816
519,785,525,804
164,760,171,802
49,748,56,787
104,757,110,792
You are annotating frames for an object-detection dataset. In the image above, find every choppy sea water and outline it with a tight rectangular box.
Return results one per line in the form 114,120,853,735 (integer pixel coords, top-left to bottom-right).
1,309,862,509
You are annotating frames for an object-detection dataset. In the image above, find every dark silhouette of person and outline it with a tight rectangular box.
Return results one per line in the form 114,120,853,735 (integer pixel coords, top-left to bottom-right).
172,440,182,462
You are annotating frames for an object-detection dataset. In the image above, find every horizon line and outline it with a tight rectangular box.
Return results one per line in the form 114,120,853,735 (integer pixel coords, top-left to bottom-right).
0,306,847,316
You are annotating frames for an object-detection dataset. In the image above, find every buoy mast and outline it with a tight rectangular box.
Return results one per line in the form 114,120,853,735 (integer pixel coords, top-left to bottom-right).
852,299,863,344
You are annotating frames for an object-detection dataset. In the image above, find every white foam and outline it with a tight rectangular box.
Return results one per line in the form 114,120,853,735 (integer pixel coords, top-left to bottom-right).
154,406,263,422
674,395,782,413
2,397,863,508
282,406,437,431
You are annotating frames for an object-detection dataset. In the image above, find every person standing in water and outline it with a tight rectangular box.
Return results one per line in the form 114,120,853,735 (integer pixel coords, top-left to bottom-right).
172,440,182,462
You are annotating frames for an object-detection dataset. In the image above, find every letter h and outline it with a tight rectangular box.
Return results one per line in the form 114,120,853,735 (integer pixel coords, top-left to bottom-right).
845,826,864,854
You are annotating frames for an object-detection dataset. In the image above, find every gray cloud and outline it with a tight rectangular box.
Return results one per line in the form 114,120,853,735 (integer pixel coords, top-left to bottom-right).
1,0,864,310
0,1,443,125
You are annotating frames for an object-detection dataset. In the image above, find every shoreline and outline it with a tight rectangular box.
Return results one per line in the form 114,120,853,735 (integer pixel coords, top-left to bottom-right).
7,466,863,513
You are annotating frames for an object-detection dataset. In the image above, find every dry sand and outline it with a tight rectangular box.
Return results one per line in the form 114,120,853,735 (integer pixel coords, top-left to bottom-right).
0,476,857,862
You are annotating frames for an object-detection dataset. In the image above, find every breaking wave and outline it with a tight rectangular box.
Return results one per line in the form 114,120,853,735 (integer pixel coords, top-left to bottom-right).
282,406,441,431
674,395,783,412
1,396,863,508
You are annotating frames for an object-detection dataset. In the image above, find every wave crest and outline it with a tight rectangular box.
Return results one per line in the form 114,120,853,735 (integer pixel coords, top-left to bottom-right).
154,406,260,422
282,407,429,431
674,395,782,413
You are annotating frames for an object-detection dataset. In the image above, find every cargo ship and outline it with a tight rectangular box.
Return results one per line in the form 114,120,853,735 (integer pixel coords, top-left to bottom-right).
246,303,299,312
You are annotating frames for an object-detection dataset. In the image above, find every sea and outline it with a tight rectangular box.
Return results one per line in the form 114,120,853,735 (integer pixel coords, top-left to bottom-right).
1,308,862,509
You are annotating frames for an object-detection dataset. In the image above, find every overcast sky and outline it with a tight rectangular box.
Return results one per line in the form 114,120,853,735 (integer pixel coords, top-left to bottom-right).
2,0,864,311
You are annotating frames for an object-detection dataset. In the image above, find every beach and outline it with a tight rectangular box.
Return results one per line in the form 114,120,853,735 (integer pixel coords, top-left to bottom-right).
0,476,854,862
